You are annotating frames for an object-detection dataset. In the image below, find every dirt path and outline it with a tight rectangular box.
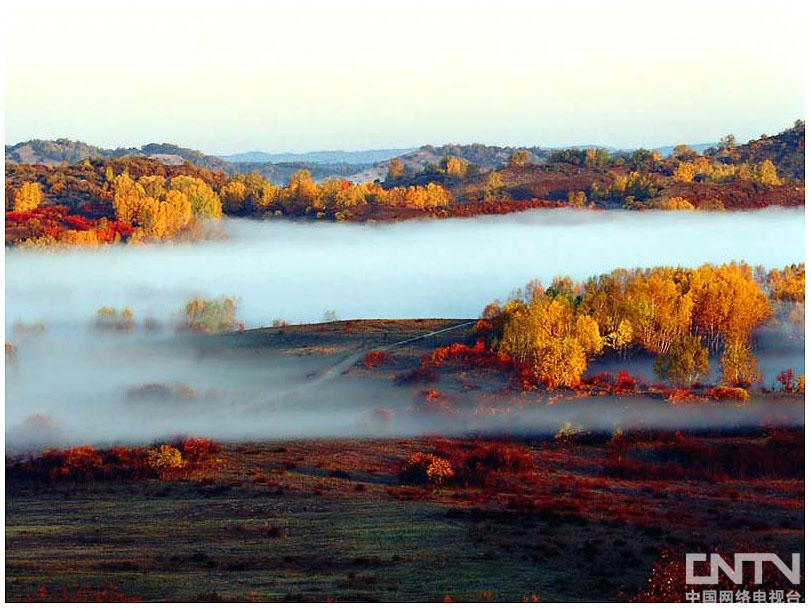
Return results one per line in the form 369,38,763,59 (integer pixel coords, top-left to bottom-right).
242,319,476,414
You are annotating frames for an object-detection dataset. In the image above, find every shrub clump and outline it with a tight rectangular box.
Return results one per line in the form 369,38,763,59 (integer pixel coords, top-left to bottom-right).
21,584,140,603
399,453,454,486
182,297,238,333
146,444,183,474
7,437,220,484
361,350,397,368
398,441,533,488
93,307,136,332
705,385,749,402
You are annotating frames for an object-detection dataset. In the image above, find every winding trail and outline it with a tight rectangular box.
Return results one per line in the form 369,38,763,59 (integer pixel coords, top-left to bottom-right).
242,319,476,414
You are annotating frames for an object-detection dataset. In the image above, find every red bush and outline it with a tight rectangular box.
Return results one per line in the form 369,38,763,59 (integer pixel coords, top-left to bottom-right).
5,205,133,246
170,437,221,463
429,341,513,371
705,385,749,402
361,350,397,368
21,584,140,603
400,440,535,488
580,370,643,394
7,437,221,483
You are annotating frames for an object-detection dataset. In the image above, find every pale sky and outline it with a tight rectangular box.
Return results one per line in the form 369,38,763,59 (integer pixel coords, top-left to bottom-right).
4,0,806,154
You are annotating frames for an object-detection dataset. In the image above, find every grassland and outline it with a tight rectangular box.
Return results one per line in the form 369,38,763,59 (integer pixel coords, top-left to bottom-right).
7,431,804,602
6,319,804,601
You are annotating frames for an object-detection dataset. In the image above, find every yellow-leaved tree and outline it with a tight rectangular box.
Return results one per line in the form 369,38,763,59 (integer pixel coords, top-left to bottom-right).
497,294,604,389
14,181,43,212
169,175,222,219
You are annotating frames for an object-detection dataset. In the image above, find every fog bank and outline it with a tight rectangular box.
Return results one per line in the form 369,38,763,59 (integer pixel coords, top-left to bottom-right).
5,208,805,451
6,208,804,331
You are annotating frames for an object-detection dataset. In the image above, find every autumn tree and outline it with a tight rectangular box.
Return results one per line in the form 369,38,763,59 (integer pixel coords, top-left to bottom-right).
718,134,737,152
383,183,449,209
137,175,167,199
767,264,805,302
484,171,505,202
624,269,694,354
13,181,43,212
387,157,405,182
443,156,469,179
584,148,611,167
112,173,194,239
508,149,530,168
220,179,249,214
183,297,238,333
688,263,771,351
672,162,695,183
169,175,222,219
567,190,587,207
753,160,781,186
112,173,144,224
283,169,321,213
671,145,698,161
720,339,761,387
629,148,660,169
653,335,709,386
497,295,603,389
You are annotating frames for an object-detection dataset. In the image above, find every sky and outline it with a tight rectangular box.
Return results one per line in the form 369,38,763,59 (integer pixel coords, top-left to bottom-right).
4,0,806,154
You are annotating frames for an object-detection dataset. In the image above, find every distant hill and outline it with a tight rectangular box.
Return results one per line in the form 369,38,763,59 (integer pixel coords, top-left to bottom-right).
7,123,803,185
232,161,374,184
394,144,544,172
5,139,232,173
4,139,380,184
220,148,417,164
378,142,716,176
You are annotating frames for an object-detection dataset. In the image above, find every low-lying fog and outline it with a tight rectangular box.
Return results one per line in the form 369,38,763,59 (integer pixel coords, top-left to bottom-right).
5,208,805,450
5,331,804,452
6,208,805,329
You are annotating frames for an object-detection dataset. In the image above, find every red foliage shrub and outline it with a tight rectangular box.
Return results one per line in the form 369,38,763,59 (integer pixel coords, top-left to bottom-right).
7,437,221,483
5,205,133,246
429,341,513,370
614,370,638,391
399,440,534,488
581,370,643,394
398,452,455,486
169,437,221,464
449,442,534,487
21,584,140,603
705,385,749,402
361,350,397,368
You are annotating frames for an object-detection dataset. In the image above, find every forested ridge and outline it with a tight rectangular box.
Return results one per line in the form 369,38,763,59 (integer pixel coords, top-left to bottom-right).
4,121,804,247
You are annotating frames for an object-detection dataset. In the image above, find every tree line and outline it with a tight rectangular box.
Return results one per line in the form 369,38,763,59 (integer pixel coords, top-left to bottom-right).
478,262,803,389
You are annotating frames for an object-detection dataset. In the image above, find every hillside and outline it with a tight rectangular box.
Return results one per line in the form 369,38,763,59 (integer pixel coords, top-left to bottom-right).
707,120,805,180
5,139,380,185
5,139,232,173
